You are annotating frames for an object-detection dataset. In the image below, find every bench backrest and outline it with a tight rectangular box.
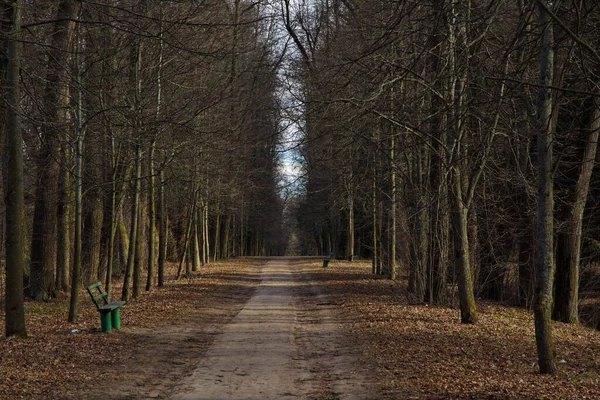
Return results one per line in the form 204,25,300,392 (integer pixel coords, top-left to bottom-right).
86,282,110,310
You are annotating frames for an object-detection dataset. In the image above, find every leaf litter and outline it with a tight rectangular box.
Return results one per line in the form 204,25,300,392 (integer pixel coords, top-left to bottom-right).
0,259,260,400
310,259,600,399
2,257,600,399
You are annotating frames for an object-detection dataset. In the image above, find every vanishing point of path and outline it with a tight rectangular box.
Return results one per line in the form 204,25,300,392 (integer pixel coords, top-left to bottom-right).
169,258,375,400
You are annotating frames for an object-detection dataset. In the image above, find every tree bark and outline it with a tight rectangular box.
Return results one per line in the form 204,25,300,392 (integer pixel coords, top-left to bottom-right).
518,227,535,308
192,210,201,271
3,0,27,337
82,196,103,285
223,215,231,259
177,208,193,278
56,143,73,292
203,203,210,264
553,97,599,323
148,8,162,289
446,0,477,323
30,0,78,301
105,158,130,294
133,194,147,299
371,152,377,274
122,144,141,301
389,132,397,279
451,175,478,323
158,169,166,287
123,11,144,299
146,139,156,290
213,212,221,262
68,22,85,323
117,210,129,271
426,0,450,305
534,3,557,375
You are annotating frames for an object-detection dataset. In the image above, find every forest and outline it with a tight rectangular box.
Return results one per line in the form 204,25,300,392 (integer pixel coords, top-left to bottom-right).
2,0,287,331
1,0,600,384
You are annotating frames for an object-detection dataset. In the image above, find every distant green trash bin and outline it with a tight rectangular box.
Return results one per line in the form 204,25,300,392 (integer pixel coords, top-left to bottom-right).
323,252,334,268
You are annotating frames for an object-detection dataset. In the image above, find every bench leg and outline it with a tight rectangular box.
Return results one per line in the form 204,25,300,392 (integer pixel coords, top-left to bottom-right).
323,259,329,268
100,310,112,332
111,308,122,330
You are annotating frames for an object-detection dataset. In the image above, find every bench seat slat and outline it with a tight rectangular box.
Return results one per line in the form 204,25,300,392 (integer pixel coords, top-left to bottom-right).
99,301,126,312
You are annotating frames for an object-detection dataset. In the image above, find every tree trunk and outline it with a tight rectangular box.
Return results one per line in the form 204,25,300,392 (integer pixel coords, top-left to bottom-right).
518,227,535,308
185,244,191,276
105,160,130,294
30,0,78,301
389,133,397,279
446,0,478,323
427,125,450,306
372,154,377,274
223,215,231,259
133,195,147,299
158,169,166,287
199,205,206,265
122,144,141,301
3,0,27,337
553,98,599,323
534,3,557,375
117,210,129,271
415,194,429,302
213,212,221,262
82,196,103,285
192,210,201,271
177,179,198,278
123,14,144,299
427,3,450,304
68,24,84,323
148,9,161,289
105,180,117,293
177,203,195,279
409,137,430,301
203,203,210,264
56,144,73,292
452,176,478,323
377,199,384,275
347,194,354,261
239,194,245,257
146,140,156,290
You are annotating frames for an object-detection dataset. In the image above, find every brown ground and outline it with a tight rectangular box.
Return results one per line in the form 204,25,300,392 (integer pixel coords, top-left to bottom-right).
2,257,600,399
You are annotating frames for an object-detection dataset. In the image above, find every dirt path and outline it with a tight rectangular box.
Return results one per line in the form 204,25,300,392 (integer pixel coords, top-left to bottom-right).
8,257,600,399
167,258,375,400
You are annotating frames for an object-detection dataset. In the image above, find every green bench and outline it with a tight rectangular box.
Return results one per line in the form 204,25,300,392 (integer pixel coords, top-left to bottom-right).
86,282,126,332
322,252,334,268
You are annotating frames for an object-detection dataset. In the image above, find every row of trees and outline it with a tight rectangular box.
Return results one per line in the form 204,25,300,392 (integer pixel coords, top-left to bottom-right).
3,1,286,337
4,0,599,377
285,0,600,375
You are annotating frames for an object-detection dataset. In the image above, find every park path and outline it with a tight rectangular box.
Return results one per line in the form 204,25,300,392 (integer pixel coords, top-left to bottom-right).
169,258,374,400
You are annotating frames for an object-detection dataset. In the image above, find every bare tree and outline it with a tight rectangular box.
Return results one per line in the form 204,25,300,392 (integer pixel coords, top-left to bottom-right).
533,0,557,375
29,0,78,301
3,0,27,338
